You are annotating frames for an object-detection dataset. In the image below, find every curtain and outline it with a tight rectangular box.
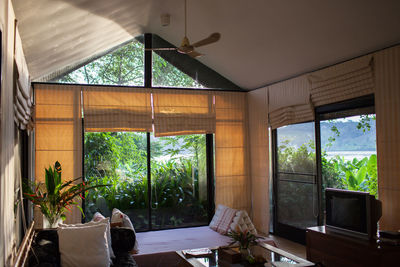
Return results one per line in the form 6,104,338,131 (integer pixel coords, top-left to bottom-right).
34,84,82,225
268,75,313,129
215,92,250,212
248,87,270,234
83,86,152,132
374,45,400,231
1,5,18,265
152,89,215,137
309,55,375,107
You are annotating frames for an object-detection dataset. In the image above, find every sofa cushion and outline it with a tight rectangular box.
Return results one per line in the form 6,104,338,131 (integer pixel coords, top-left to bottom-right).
57,223,110,267
229,210,257,235
59,217,115,259
209,205,237,234
111,208,139,252
27,228,137,267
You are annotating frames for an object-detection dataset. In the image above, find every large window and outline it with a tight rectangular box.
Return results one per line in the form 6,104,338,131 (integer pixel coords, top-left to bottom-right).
84,132,149,231
56,40,145,86
84,132,211,231
273,122,318,242
272,96,377,243
48,33,236,230
318,105,377,213
150,134,208,229
152,52,204,88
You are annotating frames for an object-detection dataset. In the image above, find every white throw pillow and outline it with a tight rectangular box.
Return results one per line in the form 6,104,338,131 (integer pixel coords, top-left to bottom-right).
111,208,138,252
59,217,115,259
209,205,238,235
58,223,110,267
92,212,106,222
229,210,257,235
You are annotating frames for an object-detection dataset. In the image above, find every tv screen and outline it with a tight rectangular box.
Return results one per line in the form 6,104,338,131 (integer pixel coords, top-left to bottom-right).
327,194,367,233
325,188,370,236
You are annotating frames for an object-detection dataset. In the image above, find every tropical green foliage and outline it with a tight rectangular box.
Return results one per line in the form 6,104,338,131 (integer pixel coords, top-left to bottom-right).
58,42,144,85
227,229,259,249
277,116,378,198
56,40,203,88
84,132,208,230
329,154,377,196
24,161,105,227
152,52,203,88
277,140,315,174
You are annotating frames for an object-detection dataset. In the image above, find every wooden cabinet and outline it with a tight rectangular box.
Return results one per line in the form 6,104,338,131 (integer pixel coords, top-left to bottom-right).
306,226,400,267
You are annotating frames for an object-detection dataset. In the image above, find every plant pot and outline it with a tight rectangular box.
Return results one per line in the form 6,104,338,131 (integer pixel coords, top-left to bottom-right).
43,215,63,229
240,247,250,259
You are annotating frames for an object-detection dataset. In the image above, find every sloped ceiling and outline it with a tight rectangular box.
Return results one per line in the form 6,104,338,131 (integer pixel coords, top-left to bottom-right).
12,0,400,90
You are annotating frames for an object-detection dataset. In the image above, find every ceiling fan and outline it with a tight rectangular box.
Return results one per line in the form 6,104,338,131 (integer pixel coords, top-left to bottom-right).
148,0,221,58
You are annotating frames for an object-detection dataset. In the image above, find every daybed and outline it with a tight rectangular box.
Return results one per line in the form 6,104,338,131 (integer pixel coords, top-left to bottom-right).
133,226,275,267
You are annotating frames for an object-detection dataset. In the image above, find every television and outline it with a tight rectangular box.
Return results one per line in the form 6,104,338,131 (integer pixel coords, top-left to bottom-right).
325,188,382,240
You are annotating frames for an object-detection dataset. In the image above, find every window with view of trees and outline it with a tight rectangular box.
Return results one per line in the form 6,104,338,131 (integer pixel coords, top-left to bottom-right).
57,41,145,86
84,132,208,230
320,112,377,200
150,134,208,229
152,52,204,88
84,132,149,230
56,36,213,231
273,97,377,243
275,122,318,234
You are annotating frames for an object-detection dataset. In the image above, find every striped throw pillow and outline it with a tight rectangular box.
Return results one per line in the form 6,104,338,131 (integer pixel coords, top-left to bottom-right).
209,205,238,234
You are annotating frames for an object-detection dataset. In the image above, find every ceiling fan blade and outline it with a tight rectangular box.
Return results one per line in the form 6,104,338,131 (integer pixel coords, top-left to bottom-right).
187,50,202,58
192,33,221,48
145,48,177,51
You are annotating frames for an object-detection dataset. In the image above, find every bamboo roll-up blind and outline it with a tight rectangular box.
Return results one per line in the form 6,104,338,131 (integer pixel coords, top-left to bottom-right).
152,89,215,137
248,87,270,234
14,27,33,130
34,84,83,224
83,87,152,132
215,91,251,213
374,45,400,231
268,75,313,129
309,55,375,107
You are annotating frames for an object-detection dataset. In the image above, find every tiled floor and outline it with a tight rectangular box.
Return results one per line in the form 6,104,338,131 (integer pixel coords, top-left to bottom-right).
267,234,307,259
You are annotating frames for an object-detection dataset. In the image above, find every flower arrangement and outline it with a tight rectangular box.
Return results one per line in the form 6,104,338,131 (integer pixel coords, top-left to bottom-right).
24,161,105,228
227,228,259,250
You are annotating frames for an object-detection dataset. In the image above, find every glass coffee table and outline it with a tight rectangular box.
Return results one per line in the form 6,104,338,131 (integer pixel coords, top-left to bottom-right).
176,242,315,267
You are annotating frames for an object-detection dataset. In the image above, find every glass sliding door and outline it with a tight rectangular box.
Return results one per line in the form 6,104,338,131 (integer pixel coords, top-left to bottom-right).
84,131,211,231
273,122,318,243
84,132,149,231
318,107,377,217
150,134,208,229
272,96,377,244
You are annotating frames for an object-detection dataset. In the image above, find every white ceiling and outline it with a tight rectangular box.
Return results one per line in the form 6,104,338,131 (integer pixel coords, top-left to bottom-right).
12,0,400,90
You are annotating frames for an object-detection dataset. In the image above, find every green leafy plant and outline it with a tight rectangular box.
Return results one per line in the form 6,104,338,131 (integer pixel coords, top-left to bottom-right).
227,228,259,249
24,161,106,227
84,132,209,230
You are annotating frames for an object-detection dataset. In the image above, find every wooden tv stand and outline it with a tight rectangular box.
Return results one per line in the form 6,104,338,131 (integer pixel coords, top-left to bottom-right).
306,226,400,267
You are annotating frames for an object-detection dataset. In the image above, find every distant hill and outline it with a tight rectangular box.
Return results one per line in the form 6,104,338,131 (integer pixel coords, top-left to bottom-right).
277,120,376,151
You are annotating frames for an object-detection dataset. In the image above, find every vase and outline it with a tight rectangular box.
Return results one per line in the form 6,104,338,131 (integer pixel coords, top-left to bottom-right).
43,215,63,228
240,247,250,260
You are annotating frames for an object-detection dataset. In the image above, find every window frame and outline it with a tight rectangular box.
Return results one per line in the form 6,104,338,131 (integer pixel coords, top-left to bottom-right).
315,94,375,225
82,129,215,231
272,94,376,243
271,121,317,244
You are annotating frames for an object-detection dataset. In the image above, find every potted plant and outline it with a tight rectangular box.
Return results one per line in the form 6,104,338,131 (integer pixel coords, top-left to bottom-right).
24,161,105,228
228,228,259,262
